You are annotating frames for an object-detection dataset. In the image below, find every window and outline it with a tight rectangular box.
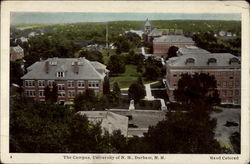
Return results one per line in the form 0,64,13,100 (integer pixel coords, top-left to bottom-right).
222,81,227,87
57,72,64,78
217,82,221,87
228,91,233,96
78,81,85,88
58,84,65,90
26,90,36,97
88,81,99,88
39,90,44,97
235,90,239,96
68,91,75,97
235,81,240,87
58,92,65,97
228,82,233,87
77,90,84,94
173,74,177,77
67,81,74,88
25,80,35,87
48,80,54,87
38,80,45,87
229,76,234,79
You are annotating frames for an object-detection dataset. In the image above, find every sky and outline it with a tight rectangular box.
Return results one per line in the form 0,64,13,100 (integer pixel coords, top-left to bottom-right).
10,12,241,25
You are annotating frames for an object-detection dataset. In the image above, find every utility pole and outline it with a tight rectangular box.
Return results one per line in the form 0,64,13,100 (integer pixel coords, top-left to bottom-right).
106,22,109,49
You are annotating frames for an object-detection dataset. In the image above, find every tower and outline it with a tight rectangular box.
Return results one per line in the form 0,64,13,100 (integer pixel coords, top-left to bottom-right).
144,18,152,34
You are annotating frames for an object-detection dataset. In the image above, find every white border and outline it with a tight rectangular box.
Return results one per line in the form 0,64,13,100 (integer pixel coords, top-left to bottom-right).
1,1,249,164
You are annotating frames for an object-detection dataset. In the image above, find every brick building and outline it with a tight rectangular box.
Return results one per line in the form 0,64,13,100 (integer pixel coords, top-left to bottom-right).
10,45,24,61
166,46,241,105
153,35,195,57
21,57,109,105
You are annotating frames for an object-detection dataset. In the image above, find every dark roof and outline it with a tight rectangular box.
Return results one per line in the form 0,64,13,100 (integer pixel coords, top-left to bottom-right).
153,35,194,43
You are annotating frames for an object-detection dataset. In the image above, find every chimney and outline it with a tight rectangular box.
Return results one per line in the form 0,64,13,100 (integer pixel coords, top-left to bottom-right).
45,61,49,73
74,61,79,74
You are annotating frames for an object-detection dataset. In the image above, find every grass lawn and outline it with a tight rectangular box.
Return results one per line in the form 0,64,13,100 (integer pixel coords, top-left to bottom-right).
110,65,140,89
110,64,156,89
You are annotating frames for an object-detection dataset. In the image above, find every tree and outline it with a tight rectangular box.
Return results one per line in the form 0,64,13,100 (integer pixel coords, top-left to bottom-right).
167,46,179,59
144,110,222,153
44,82,58,103
10,61,24,86
128,83,146,103
173,73,221,108
10,96,74,153
103,76,110,95
107,55,125,74
79,49,104,63
112,82,121,104
143,64,161,81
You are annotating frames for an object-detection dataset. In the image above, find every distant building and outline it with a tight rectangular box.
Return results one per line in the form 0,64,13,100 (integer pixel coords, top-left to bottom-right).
10,45,24,61
77,111,128,136
153,35,195,57
21,57,109,105
144,18,152,34
166,46,241,105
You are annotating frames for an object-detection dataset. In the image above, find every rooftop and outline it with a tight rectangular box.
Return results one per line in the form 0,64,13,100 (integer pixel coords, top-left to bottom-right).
21,57,108,80
77,111,128,136
153,35,194,43
144,18,151,27
167,50,240,67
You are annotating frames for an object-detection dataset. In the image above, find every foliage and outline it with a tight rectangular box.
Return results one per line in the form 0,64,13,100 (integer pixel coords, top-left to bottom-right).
192,32,241,56
74,89,108,111
230,132,240,153
173,73,221,107
144,110,222,153
167,46,179,59
78,49,104,63
103,76,111,95
10,96,74,153
10,61,24,86
107,55,125,74
44,82,58,103
128,82,146,103
143,64,161,81
114,32,141,53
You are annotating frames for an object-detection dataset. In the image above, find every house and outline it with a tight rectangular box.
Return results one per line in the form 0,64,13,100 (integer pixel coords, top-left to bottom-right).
165,46,241,105
77,110,128,136
10,45,24,61
153,35,195,57
21,57,109,105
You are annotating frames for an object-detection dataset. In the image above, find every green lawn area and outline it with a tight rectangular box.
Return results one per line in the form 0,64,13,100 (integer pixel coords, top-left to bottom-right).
110,65,140,89
110,64,155,89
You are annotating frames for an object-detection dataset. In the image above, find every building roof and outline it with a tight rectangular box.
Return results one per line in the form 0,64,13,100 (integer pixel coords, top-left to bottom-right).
148,28,162,37
177,46,211,55
153,35,194,43
167,50,240,67
77,111,128,136
21,57,108,80
10,45,23,53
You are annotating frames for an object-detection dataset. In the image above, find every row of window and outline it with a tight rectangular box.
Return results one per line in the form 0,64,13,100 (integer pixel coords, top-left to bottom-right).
24,80,99,88
172,81,240,88
172,72,240,78
25,90,87,97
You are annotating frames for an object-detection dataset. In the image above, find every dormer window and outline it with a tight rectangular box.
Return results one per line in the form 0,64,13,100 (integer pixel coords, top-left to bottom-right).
185,58,195,65
50,61,57,65
207,58,217,65
229,57,240,65
57,72,64,78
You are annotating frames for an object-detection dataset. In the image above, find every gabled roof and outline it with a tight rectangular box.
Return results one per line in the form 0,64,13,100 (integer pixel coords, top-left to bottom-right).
21,57,108,80
77,111,128,136
153,35,194,43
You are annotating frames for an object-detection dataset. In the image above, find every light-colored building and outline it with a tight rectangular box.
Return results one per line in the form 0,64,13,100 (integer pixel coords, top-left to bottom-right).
153,35,195,57
10,45,24,61
77,110,128,136
166,46,241,105
21,57,109,105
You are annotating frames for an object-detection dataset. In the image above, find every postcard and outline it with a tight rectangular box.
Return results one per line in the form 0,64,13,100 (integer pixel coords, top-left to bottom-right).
1,1,249,164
